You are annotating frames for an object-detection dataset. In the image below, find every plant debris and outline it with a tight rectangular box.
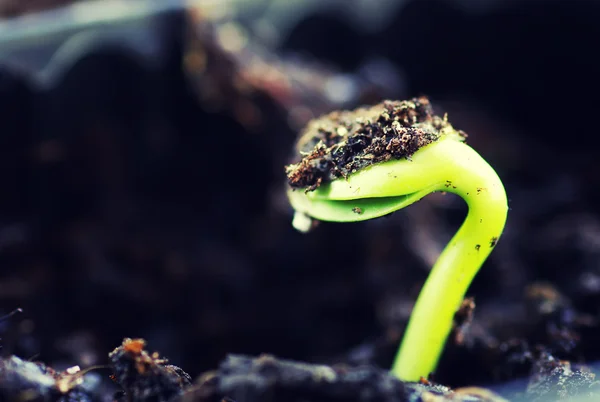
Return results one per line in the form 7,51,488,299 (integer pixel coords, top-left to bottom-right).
285,97,465,191
109,338,192,402
453,298,476,346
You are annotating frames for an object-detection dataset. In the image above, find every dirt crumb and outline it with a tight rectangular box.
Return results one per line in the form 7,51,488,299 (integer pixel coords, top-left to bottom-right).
526,352,599,401
109,338,192,402
285,97,465,191
453,297,476,345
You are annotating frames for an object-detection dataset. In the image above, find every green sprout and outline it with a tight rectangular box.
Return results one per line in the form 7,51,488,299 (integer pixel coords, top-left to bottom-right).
285,98,508,381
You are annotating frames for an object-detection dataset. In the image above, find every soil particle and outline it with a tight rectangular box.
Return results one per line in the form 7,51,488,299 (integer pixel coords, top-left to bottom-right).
285,97,465,191
109,338,192,402
525,352,599,401
453,298,476,346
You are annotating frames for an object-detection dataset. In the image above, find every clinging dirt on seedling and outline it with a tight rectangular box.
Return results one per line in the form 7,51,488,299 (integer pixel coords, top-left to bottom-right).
285,97,466,191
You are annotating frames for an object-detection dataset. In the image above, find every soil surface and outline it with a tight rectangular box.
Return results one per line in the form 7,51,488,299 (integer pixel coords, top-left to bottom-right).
2,1,600,402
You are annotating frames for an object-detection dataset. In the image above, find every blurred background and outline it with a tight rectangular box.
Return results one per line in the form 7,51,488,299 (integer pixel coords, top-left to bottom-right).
1,0,600,391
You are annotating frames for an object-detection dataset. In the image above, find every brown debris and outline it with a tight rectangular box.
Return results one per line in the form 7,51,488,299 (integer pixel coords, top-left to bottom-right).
453,297,476,346
109,338,192,402
285,97,465,191
117,338,169,375
526,352,600,401
123,338,147,356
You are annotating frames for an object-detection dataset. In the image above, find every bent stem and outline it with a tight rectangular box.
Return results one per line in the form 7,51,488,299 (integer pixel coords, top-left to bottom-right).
288,137,508,381
391,141,507,381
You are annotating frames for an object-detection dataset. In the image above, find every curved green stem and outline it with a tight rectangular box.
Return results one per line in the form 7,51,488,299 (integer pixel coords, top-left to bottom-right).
288,137,508,381
390,140,507,381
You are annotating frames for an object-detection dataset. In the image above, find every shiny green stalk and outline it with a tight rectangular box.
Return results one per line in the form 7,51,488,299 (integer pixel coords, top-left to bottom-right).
288,134,508,381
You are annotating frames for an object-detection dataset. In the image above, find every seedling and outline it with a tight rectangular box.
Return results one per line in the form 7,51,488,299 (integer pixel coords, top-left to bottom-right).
285,98,508,381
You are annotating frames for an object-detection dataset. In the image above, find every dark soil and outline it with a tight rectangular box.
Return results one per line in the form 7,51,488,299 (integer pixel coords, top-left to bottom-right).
2,1,600,402
4,338,600,401
285,97,463,191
